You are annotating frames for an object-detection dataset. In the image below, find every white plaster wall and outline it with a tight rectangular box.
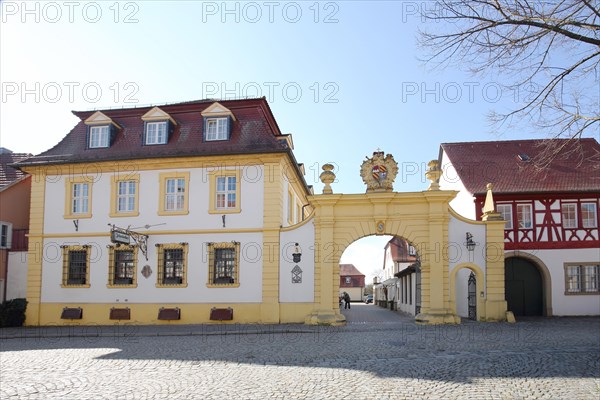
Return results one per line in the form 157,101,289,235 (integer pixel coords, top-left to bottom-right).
439,151,476,219
514,248,600,316
455,268,471,318
397,273,416,315
448,216,487,272
44,166,265,234
279,218,315,303
7,251,28,300
40,232,264,303
382,246,394,280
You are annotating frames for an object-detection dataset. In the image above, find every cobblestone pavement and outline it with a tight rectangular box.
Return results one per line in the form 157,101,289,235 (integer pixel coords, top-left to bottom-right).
1,304,599,399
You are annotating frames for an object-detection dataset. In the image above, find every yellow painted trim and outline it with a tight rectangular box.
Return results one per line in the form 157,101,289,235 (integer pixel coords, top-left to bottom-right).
109,174,140,217
60,245,91,288
158,171,190,216
106,245,139,288
141,106,177,124
64,176,93,219
84,111,120,128
30,227,266,239
280,211,314,231
208,169,241,214
287,187,295,225
155,243,189,288
449,206,486,225
200,101,237,121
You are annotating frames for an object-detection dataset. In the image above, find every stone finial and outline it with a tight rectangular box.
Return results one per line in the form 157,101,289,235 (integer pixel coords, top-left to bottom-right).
320,164,336,194
481,182,503,221
425,160,442,190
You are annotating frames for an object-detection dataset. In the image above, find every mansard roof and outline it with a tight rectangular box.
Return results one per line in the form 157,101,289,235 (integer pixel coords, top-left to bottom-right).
440,139,600,195
17,98,289,166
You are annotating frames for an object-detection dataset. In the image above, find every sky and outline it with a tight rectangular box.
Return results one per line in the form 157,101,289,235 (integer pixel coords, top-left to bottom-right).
2,1,595,283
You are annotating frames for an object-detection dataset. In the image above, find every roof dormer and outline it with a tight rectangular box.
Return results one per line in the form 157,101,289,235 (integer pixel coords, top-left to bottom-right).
141,107,176,146
201,102,236,142
84,111,120,149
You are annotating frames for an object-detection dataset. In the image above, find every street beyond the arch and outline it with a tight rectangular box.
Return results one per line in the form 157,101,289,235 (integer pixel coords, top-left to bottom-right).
1,304,598,400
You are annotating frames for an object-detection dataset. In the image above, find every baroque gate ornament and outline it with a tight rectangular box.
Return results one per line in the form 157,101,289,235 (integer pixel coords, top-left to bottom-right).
360,150,399,192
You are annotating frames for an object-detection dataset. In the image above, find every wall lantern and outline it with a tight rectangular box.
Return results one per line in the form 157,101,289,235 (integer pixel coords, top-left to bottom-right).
465,232,476,252
292,243,302,263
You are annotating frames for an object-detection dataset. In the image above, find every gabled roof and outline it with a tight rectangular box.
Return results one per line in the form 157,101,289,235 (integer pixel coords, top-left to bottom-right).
339,264,365,277
385,237,417,263
0,150,32,188
440,139,600,195
16,98,289,167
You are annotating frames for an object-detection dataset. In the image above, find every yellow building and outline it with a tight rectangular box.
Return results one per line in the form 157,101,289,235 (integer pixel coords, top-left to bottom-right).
16,99,509,326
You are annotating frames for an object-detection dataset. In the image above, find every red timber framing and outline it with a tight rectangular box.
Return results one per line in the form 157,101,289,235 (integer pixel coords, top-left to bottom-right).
475,193,600,250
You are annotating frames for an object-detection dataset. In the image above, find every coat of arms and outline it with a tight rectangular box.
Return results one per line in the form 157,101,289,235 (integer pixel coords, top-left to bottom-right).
360,150,398,192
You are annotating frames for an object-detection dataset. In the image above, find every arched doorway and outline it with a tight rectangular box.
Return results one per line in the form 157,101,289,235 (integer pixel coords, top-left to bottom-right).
505,257,544,316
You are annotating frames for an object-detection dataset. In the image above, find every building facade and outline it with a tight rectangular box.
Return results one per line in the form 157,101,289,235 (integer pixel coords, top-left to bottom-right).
0,149,32,302
439,139,600,317
376,237,418,313
338,264,365,302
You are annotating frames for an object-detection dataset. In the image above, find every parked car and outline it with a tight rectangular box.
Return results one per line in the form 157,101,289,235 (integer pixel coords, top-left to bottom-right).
364,295,373,304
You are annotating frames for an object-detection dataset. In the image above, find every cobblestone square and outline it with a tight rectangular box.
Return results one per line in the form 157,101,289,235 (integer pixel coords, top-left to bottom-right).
1,305,599,399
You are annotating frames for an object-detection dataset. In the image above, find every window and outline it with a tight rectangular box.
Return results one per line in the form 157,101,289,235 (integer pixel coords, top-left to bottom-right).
107,245,137,287
61,245,91,287
208,170,241,214
216,176,237,209
64,178,93,219
207,242,240,287
582,203,598,228
497,204,513,229
345,276,351,284
89,125,109,148
145,121,168,145
562,203,578,228
0,223,11,249
565,264,600,294
110,175,140,217
205,117,229,141
156,243,188,287
158,172,190,215
516,204,532,229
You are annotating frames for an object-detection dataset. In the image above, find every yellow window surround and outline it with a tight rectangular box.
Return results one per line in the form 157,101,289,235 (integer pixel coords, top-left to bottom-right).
207,241,240,288
109,174,140,217
208,169,241,214
60,244,91,288
107,245,138,288
155,243,188,288
158,171,190,216
64,176,94,219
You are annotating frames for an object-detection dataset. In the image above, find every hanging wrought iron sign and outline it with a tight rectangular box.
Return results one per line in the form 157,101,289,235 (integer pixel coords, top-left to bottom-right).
108,224,150,261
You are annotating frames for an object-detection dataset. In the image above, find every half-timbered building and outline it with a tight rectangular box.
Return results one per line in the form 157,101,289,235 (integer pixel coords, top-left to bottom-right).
439,139,600,316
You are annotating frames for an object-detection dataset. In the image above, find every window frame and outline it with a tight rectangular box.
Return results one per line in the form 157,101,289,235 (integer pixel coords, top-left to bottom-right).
64,177,93,219
107,245,138,288
156,243,188,287
516,203,533,229
0,222,12,249
61,245,91,288
204,117,229,141
581,202,598,229
496,203,513,230
564,263,600,295
561,203,578,229
207,242,240,287
158,172,190,216
145,121,169,145
208,169,241,214
110,174,140,217
89,125,110,148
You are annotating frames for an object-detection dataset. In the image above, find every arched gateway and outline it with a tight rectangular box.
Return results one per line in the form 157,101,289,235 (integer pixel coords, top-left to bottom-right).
303,152,510,325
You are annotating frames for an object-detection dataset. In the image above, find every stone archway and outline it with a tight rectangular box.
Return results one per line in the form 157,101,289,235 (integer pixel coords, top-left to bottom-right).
504,252,552,316
449,263,486,321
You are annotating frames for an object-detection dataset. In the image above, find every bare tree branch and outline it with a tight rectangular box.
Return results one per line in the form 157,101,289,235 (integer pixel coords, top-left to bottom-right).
419,0,600,167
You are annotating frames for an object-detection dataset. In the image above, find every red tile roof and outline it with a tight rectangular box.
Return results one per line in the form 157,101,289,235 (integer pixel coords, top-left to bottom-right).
440,139,600,195
385,237,417,263
16,98,289,166
0,150,32,188
339,264,365,277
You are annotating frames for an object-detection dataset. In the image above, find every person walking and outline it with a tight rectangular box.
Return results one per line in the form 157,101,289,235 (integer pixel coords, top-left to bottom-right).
343,292,351,309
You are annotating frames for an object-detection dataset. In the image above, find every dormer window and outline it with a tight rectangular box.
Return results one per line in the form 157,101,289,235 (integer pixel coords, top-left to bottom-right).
89,125,110,148
201,102,236,142
84,111,119,149
205,117,229,141
145,121,168,145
